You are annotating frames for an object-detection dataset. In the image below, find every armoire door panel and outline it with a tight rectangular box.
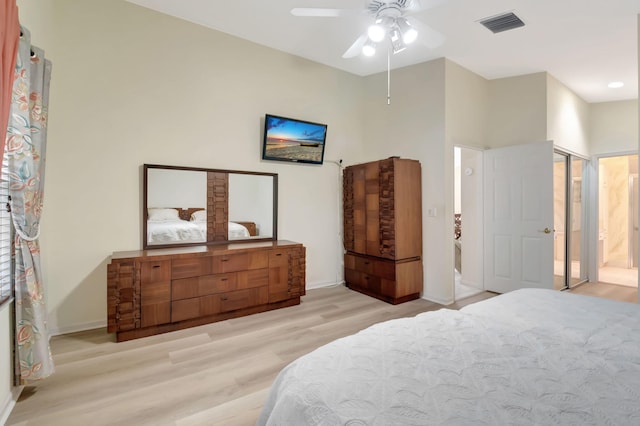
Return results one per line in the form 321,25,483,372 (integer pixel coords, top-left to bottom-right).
392,159,422,260
365,162,381,256
352,166,367,254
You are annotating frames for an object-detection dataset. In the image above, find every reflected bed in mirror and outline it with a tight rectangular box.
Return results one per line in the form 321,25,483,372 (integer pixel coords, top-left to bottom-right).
143,164,277,249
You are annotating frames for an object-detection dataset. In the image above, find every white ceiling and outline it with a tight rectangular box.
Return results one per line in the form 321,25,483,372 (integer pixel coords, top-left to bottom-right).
126,0,640,103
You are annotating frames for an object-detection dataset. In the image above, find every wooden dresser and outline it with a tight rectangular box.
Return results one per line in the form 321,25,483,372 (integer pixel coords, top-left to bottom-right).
343,157,423,304
107,240,305,341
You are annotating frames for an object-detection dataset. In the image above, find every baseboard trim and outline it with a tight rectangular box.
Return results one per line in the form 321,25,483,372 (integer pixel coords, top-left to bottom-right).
0,385,23,425
421,294,453,306
49,320,107,337
306,281,345,290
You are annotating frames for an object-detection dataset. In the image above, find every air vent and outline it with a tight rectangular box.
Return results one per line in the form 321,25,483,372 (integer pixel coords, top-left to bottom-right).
480,12,525,34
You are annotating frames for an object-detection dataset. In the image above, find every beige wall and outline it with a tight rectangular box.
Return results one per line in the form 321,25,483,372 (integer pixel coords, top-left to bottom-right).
445,59,489,150
547,74,590,155
487,72,548,148
18,0,365,334
363,59,449,303
590,100,638,155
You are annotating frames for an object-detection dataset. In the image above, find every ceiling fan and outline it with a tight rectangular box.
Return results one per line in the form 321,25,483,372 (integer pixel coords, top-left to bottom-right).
291,0,446,59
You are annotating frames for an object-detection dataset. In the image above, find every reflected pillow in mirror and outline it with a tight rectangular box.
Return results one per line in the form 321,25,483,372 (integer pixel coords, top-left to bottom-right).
191,209,206,222
148,208,180,221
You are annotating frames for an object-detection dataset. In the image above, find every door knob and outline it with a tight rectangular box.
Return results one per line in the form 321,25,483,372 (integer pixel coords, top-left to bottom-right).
542,227,552,234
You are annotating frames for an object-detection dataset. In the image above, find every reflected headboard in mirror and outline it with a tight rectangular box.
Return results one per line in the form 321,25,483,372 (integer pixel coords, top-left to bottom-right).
143,164,278,249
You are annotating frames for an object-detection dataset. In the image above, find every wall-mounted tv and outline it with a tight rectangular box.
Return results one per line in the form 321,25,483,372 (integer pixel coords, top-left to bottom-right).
262,114,327,165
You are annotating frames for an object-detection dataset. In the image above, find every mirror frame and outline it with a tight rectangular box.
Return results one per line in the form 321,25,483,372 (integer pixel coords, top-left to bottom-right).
143,164,278,249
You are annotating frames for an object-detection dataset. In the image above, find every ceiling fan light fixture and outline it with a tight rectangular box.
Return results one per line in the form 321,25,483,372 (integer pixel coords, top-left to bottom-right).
368,16,392,42
362,40,377,57
367,23,386,42
390,28,406,54
396,17,418,44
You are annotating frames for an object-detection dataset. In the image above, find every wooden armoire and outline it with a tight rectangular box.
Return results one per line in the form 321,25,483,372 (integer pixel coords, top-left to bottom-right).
343,157,423,304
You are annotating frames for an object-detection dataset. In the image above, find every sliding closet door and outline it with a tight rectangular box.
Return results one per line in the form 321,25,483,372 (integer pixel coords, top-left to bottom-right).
553,152,567,290
570,157,588,286
554,151,589,289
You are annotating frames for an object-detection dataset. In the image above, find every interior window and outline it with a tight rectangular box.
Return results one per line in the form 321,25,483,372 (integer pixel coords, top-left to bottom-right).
0,150,11,307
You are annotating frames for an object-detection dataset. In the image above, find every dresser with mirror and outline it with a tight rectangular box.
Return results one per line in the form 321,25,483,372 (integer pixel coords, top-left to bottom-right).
107,164,306,342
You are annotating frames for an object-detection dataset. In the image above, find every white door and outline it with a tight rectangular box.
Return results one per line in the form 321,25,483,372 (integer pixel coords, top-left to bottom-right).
484,141,555,293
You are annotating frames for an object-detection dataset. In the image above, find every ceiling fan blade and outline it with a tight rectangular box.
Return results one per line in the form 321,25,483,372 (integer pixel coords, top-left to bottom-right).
407,16,445,49
406,0,447,13
291,8,358,18
342,34,368,58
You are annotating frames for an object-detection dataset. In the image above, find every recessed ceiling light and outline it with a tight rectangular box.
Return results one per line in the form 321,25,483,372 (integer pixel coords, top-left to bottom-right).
608,81,624,89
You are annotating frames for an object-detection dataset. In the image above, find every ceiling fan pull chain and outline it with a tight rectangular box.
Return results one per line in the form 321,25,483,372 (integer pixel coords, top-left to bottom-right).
387,48,391,105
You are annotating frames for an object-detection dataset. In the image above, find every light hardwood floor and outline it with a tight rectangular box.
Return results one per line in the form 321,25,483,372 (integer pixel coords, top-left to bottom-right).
6,283,635,425
568,280,638,303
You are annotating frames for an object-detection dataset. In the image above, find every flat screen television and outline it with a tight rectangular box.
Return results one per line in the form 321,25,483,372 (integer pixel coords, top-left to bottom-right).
262,114,328,165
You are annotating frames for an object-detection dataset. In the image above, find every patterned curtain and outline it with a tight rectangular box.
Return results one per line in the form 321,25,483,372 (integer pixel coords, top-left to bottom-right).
5,26,54,383
1,0,19,153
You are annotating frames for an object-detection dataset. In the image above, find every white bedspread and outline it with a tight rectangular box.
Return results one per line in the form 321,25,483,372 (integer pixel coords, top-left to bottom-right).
146,220,206,243
229,221,250,239
258,289,640,425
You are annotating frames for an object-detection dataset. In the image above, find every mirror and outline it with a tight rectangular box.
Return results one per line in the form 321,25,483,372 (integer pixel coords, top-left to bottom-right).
143,164,277,249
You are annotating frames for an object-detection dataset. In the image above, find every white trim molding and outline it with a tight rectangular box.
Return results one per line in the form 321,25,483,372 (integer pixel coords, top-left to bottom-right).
0,385,23,425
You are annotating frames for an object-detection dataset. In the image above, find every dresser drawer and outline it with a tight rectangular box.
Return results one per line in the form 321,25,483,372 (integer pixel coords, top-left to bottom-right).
172,257,211,279
211,251,268,272
345,268,382,294
141,303,170,327
220,287,268,313
141,281,170,305
198,287,269,316
199,273,237,295
171,298,201,322
141,260,171,284
172,273,237,300
237,268,269,289
345,253,395,280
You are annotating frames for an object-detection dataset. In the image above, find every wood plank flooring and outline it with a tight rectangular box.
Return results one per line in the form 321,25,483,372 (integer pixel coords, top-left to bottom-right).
6,287,494,426
6,283,635,425
568,281,638,303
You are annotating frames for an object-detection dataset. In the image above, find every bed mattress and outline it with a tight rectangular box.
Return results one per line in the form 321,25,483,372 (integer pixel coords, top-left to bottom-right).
258,289,640,425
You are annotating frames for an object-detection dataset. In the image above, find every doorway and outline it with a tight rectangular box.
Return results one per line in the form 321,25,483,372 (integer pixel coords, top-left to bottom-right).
597,154,638,288
454,146,484,300
456,143,591,297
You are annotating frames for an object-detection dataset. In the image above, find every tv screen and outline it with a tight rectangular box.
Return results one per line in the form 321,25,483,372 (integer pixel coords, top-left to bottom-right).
262,114,327,165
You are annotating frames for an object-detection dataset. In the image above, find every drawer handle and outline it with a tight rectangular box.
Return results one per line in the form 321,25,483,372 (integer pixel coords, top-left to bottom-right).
152,265,161,269
364,262,370,265
221,296,228,301
275,253,282,257
220,278,228,282
221,258,229,262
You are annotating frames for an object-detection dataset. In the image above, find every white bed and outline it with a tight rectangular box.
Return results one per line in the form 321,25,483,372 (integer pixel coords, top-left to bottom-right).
229,221,250,239
146,219,206,243
146,207,207,243
258,289,640,425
